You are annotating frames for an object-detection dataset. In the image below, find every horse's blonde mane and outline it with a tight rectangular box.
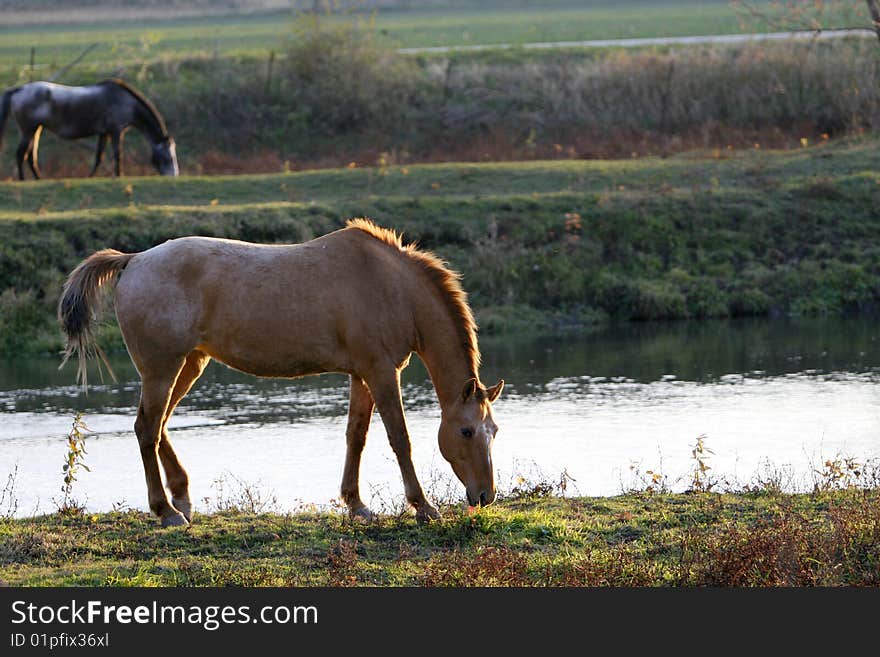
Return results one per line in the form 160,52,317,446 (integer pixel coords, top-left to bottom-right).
346,218,480,375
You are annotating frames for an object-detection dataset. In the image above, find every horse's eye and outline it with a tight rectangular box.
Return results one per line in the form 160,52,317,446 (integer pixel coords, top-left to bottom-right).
460,427,474,439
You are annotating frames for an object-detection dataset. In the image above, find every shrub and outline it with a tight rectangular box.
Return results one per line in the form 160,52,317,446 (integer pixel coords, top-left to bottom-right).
594,272,688,320
0,289,53,352
282,10,428,139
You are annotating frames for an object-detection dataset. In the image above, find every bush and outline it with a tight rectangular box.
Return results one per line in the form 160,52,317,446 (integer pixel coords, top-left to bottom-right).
0,289,54,352
594,272,688,320
283,11,428,138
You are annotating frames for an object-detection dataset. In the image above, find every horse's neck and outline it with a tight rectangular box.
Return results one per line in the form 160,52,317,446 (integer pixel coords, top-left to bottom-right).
415,309,477,410
131,102,164,143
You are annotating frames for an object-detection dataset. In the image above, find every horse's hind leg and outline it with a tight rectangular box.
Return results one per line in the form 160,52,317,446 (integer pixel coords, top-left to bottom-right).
27,126,42,179
366,368,440,523
135,357,189,527
158,350,210,523
15,126,41,180
340,376,376,521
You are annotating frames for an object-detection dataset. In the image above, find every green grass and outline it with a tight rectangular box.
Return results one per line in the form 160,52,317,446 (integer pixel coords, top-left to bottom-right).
2,487,877,586
0,11,292,69
374,1,750,49
2,135,877,216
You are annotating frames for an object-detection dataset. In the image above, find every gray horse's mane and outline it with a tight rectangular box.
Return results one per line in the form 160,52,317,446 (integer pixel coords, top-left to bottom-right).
100,78,169,138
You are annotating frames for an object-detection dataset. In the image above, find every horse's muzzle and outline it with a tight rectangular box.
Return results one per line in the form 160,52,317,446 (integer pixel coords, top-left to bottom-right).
468,489,496,507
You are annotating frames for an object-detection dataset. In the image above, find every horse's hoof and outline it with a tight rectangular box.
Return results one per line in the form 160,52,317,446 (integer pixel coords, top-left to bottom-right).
350,507,376,523
416,505,441,524
161,512,189,528
172,498,193,523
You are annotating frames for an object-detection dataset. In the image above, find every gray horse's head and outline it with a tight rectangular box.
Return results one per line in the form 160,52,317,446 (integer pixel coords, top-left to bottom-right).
151,137,178,176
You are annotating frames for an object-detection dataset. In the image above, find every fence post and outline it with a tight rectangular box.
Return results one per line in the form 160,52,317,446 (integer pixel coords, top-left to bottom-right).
266,50,275,95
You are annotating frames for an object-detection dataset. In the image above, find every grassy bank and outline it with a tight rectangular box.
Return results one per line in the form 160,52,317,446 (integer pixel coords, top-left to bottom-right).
1,487,878,586
2,136,880,354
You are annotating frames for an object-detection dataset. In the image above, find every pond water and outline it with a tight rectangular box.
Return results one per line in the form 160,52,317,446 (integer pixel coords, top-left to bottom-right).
1,317,878,517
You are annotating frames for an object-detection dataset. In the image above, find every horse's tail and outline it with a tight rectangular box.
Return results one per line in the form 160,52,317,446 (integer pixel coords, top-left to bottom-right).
58,249,136,387
0,87,18,150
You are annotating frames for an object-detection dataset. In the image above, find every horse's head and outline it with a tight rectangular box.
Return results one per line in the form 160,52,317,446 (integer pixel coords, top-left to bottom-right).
438,378,504,507
151,137,179,176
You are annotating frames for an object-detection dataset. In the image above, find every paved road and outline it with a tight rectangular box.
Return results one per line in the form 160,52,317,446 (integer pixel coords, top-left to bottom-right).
398,28,875,54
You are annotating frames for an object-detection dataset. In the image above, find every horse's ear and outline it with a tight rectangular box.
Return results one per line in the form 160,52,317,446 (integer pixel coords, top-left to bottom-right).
486,379,504,403
461,378,478,402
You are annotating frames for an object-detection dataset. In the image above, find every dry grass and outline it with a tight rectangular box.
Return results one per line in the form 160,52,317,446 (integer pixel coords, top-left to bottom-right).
679,492,880,586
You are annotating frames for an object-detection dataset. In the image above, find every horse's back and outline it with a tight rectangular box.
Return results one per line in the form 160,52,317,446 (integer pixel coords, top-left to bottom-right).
115,232,418,378
10,81,127,137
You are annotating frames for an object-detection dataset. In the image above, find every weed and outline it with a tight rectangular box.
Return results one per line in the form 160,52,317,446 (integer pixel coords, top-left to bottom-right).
552,549,659,587
422,546,531,587
326,539,360,587
57,413,90,517
622,459,669,495
688,434,714,492
743,459,796,496
0,465,19,521
812,454,865,492
678,490,880,586
201,473,279,515
502,465,577,501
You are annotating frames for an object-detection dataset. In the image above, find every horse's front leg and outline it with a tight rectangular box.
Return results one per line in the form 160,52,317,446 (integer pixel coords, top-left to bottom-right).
341,375,376,521
90,134,108,177
15,135,31,181
367,369,440,523
111,132,124,177
15,139,26,180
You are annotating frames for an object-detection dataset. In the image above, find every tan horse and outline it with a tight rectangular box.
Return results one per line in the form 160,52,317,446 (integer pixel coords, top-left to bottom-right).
58,219,503,526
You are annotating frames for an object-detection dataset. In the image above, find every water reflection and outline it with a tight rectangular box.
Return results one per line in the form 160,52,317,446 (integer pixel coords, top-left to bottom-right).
2,316,878,418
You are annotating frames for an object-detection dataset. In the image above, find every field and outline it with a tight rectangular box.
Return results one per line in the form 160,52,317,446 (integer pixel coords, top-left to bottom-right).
0,1,796,68
3,135,878,215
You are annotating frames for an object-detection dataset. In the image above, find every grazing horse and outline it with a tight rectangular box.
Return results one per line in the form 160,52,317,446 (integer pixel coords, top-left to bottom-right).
58,219,504,526
0,78,178,180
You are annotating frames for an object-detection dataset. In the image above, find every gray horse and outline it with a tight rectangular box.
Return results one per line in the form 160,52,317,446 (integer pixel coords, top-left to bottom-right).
0,78,178,180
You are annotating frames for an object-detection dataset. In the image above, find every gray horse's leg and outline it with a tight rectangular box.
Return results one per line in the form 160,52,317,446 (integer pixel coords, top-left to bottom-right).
15,139,26,180
16,126,42,180
111,132,124,177
90,134,108,177
15,135,31,180
26,126,42,179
